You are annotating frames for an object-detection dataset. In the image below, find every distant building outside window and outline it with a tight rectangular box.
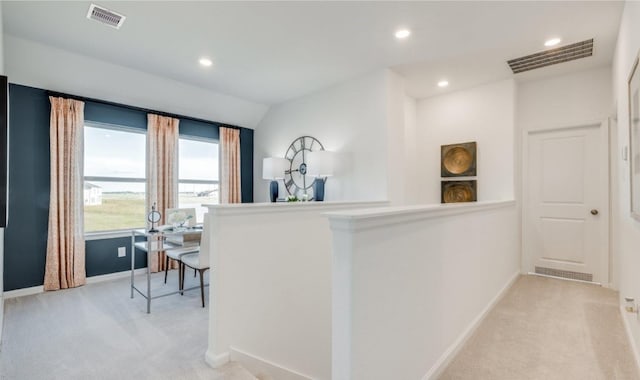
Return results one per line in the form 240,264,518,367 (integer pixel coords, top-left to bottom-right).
84,182,103,206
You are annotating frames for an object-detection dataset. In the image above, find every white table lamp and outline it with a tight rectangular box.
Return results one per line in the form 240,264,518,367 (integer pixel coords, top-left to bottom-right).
307,150,335,201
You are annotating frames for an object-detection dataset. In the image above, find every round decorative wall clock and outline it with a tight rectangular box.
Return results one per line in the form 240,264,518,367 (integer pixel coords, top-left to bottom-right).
283,136,324,197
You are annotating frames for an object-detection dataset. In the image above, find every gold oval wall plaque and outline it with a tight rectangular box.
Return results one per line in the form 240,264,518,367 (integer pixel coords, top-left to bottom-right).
443,147,473,175
441,142,477,177
443,184,473,202
441,180,477,203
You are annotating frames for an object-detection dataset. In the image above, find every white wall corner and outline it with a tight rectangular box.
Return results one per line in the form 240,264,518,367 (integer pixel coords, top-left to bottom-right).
620,306,640,374
330,227,354,380
422,271,520,380
416,78,517,203
385,69,408,206
230,347,314,380
4,35,268,129
612,0,640,364
253,69,390,203
205,349,230,368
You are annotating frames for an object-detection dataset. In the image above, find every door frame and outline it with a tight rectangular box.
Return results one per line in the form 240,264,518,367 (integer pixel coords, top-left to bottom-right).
521,120,610,286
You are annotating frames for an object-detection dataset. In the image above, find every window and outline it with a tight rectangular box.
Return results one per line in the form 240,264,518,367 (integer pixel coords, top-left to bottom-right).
178,137,219,222
84,124,146,232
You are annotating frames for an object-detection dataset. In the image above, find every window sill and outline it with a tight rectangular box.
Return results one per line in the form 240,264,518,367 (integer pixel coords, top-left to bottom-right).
85,229,141,241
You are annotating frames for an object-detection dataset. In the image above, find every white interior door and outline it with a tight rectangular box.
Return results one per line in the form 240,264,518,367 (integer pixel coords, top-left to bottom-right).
525,122,609,284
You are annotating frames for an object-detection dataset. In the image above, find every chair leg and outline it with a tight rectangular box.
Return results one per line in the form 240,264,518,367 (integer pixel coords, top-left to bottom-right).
178,261,182,295
164,255,169,284
198,269,205,308
180,262,185,295
194,268,196,278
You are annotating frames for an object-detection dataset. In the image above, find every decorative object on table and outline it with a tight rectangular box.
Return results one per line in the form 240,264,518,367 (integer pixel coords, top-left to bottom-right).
166,207,196,230
307,150,335,202
262,157,290,202
286,195,299,202
147,202,162,232
629,49,640,220
441,141,477,177
283,136,325,199
441,180,477,203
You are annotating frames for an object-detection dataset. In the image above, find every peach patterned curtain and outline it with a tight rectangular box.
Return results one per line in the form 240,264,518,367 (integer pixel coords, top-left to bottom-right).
220,127,241,204
44,97,86,291
146,114,179,272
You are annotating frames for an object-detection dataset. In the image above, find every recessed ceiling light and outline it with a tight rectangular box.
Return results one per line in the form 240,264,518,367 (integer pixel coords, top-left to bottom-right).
395,29,411,39
438,80,449,88
199,57,213,67
544,38,561,47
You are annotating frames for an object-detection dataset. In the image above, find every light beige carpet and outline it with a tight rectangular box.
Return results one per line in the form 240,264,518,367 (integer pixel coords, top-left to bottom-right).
440,275,639,380
0,270,256,380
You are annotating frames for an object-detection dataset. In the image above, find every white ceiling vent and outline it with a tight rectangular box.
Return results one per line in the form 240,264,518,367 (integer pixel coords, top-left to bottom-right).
86,4,126,29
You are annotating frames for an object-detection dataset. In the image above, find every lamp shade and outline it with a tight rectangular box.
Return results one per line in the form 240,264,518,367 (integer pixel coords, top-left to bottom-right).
307,150,335,177
262,157,289,180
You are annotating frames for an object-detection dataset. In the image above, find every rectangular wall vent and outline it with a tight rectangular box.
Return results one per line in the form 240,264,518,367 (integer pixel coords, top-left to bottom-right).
507,39,594,74
535,266,593,282
86,4,126,29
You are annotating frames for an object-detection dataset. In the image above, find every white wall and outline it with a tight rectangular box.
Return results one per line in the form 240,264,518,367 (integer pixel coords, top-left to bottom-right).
516,66,613,282
403,95,420,204
254,69,396,203
204,201,387,380
612,0,640,363
328,201,519,379
415,79,516,203
517,66,612,132
4,35,268,129
385,70,408,205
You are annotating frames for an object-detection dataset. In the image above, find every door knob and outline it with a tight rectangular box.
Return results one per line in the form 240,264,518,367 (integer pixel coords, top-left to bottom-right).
591,209,599,215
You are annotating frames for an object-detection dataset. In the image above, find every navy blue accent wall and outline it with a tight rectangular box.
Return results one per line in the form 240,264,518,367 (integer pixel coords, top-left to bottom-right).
85,101,147,130
85,237,147,277
5,85,51,291
240,128,254,203
4,84,254,291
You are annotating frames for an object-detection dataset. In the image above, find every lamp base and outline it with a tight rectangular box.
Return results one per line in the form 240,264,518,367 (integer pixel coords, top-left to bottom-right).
314,178,326,201
269,180,278,203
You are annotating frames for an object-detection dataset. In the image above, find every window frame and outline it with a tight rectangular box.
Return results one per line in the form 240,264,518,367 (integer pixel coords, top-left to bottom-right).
83,125,221,238
83,122,147,237
177,135,220,220
178,135,220,184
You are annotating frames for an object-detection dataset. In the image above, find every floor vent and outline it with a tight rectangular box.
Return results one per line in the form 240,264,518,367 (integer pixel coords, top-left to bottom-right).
535,266,593,282
86,4,126,29
507,39,594,74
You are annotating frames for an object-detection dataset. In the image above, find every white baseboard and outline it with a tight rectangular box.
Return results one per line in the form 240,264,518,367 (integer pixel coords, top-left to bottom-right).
205,349,230,368
620,306,640,373
422,270,521,380
230,347,313,380
86,268,147,284
4,268,148,299
4,285,44,299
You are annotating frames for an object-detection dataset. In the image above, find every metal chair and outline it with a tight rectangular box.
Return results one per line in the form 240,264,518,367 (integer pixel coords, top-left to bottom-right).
180,214,211,307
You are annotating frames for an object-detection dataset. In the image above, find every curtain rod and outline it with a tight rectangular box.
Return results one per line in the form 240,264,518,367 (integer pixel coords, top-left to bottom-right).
45,90,243,131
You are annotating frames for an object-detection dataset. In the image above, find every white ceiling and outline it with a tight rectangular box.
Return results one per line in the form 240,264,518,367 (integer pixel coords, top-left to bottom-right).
2,1,624,104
